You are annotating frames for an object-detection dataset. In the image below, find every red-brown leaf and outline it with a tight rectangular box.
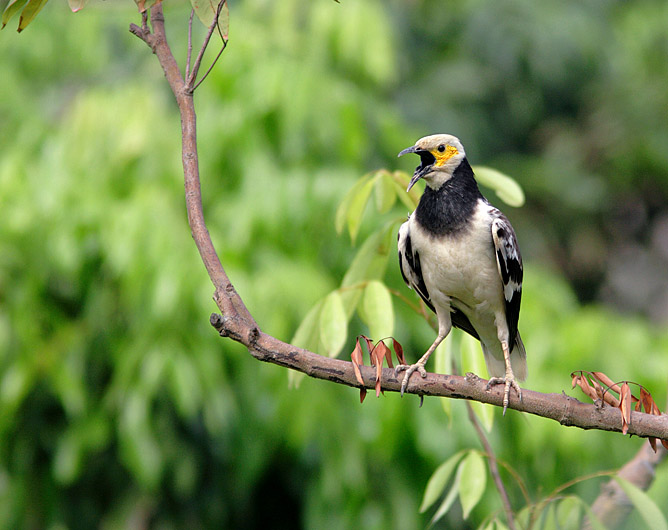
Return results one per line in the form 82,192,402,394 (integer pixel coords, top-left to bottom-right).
592,371,617,390
351,338,365,387
393,338,406,365
362,335,374,357
619,382,632,435
648,436,658,453
662,439,668,451
376,341,392,369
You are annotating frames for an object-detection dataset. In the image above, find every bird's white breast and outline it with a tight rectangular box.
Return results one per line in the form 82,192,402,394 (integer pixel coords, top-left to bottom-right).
409,201,505,340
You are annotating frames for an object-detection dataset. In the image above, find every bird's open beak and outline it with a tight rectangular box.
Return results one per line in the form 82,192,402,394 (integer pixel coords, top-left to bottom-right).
398,145,435,191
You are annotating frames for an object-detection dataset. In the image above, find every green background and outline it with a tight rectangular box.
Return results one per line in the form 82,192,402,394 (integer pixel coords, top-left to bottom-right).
2,0,668,527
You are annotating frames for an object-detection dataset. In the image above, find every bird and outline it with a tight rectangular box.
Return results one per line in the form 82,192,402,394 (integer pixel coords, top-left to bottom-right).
395,133,526,413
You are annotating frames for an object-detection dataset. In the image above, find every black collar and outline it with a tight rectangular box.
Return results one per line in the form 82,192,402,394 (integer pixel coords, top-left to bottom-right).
414,158,484,236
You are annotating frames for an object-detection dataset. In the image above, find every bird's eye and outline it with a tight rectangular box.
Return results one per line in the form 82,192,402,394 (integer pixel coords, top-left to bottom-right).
437,144,446,152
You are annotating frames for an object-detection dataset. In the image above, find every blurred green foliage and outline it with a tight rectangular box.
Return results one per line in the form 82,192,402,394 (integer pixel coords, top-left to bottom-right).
2,0,668,528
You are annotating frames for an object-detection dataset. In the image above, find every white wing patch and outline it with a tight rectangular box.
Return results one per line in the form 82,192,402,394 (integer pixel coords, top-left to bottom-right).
491,214,523,346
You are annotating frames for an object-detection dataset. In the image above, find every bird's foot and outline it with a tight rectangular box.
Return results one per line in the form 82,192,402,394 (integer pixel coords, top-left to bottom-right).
395,363,427,396
486,376,522,415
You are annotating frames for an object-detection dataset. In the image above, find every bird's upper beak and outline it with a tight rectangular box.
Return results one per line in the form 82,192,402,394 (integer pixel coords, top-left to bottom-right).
398,145,436,192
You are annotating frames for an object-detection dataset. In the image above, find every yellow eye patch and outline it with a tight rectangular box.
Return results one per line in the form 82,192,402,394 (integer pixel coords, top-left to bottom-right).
433,145,459,167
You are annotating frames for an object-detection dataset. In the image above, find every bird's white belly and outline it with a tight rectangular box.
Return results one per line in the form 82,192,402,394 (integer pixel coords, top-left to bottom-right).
409,209,505,343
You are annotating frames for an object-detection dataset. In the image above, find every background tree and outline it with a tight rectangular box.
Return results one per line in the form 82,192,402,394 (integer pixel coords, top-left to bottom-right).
2,0,668,528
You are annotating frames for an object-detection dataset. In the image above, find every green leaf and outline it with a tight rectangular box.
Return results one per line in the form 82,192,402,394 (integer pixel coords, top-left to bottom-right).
335,173,371,234
16,0,47,31
613,477,668,530
291,300,324,351
339,221,395,319
431,460,464,525
319,291,347,357
419,450,466,513
460,333,494,430
556,496,583,530
390,170,420,210
473,166,525,207
458,451,486,519
289,300,324,388
189,0,229,39
359,280,393,340
335,173,376,242
373,170,396,213
1,0,27,29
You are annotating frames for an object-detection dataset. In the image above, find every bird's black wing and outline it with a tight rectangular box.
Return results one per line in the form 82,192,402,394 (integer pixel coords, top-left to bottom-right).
398,224,434,313
491,214,523,347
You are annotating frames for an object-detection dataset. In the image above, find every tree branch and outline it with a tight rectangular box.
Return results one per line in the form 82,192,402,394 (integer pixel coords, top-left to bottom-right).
584,431,668,529
210,312,668,440
129,4,256,330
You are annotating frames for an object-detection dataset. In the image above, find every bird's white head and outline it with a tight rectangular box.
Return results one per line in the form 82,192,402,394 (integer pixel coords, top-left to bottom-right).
398,134,466,191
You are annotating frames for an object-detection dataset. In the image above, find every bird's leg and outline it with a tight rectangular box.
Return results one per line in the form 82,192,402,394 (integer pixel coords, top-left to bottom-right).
486,341,522,415
395,334,445,397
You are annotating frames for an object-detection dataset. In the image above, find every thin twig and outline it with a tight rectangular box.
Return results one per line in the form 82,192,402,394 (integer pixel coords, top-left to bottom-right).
186,9,194,78
191,37,227,92
187,0,227,90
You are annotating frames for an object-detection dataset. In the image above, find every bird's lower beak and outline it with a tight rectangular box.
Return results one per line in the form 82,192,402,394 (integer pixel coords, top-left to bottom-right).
398,145,434,192
406,172,423,192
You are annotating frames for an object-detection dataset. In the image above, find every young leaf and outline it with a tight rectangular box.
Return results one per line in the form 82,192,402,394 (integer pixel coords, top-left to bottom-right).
17,0,47,32
346,178,376,243
359,280,394,341
373,340,393,369
340,222,397,312
335,173,374,239
473,166,525,207
350,338,367,402
319,291,347,358
288,299,323,388
556,496,582,530
373,170,396,214
458,451,486,519
619,382,632,435
350,338,365,387
390,170,421,209
431,460,464,525
2,0,28,29
290,299,323,352
392,338,406,365
613,477,668,530
191,0,229,37
419,450,466,513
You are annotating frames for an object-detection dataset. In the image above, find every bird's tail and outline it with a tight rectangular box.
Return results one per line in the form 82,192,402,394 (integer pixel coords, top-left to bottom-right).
482,333,527,382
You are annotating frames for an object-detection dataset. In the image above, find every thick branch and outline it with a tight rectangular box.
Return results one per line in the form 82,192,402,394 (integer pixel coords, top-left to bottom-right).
211,312,668,440
584,435,667,529
130,5,255,328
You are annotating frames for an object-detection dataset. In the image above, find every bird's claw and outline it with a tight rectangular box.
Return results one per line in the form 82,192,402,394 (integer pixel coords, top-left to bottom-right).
486,376,522,415
395,363,427,396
